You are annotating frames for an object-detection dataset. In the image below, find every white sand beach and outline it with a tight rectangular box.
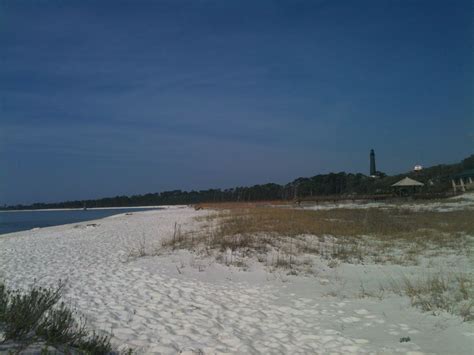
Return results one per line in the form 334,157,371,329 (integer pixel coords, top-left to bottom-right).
0,204,473,354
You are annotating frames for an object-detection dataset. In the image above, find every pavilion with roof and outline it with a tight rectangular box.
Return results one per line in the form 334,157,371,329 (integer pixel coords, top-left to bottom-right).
391,177,424,196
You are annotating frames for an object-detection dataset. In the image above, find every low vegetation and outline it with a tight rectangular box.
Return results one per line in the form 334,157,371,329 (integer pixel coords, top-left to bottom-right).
385,273,473,321
0,281,112,354
163,207,473,266
202,207,473,241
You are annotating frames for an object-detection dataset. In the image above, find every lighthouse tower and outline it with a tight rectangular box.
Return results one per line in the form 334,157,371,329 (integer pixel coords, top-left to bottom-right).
370,149,376,176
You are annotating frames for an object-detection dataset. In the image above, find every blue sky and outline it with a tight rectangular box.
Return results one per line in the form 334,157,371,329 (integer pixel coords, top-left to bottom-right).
1,0,472,205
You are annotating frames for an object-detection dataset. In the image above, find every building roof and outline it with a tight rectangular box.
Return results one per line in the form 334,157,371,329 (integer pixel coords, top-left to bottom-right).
391,177,424,187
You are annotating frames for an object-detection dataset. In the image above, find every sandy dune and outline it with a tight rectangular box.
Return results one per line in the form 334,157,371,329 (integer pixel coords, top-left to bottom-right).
0,205,472,354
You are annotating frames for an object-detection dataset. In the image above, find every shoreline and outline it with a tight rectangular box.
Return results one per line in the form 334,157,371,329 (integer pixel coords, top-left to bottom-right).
0,206,184,237
0,205,178,213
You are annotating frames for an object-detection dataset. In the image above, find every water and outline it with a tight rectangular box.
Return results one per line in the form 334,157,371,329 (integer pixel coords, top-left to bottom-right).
0,208,160,235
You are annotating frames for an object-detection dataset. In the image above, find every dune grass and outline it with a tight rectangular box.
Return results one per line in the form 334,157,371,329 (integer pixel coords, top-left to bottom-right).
385,273,473,321
203,207,474,242
164,207,473,265
0,281,112,354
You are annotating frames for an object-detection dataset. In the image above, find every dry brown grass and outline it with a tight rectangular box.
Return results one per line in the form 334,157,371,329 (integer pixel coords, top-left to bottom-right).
207,207,474,240
194,201,290,210
162,207,473,266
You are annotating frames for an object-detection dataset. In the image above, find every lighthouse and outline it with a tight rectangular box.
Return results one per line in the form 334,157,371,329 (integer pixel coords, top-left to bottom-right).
370,149,376,176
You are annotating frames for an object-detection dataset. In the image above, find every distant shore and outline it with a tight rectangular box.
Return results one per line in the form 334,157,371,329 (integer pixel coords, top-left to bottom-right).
0,205,171,213
0,206,175,236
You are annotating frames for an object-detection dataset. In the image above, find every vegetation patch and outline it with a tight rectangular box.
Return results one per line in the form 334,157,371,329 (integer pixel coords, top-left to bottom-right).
385,273,473,321
202,207,474,242
162,207,473,268
0,281,113,354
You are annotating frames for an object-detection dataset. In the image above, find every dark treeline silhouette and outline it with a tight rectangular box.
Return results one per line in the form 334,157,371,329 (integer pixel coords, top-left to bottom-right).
4,154,473,210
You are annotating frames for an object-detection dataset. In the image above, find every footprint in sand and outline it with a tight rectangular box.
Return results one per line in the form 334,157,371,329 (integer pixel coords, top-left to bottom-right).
341,316,361,323
389,323,420,336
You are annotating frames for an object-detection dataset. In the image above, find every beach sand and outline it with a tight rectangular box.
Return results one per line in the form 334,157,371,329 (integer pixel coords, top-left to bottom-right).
0,204,472,354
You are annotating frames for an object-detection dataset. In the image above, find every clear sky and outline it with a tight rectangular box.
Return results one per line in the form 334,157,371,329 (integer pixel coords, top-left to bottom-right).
1,0,473,205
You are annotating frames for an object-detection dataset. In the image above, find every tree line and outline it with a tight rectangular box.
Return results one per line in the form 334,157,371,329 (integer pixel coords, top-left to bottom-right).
4,154,473,210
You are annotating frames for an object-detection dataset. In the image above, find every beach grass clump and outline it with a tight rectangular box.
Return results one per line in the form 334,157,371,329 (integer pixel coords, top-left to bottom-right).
1,282,63,341
0,281,112,354
387,273,473,321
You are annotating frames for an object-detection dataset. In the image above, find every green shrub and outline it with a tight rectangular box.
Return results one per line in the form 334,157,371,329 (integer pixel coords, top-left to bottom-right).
3,283,62,340
0,281,112,354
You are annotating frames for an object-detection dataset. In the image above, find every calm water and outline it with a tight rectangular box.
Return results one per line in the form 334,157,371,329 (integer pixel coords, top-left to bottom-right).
0,208,160,235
